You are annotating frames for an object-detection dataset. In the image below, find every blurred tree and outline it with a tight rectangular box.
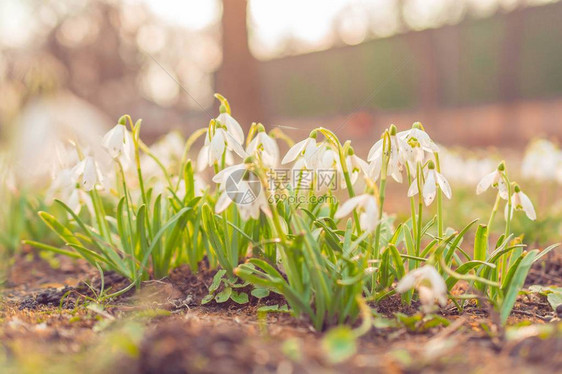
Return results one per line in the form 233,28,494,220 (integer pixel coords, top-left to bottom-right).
216,0,263,127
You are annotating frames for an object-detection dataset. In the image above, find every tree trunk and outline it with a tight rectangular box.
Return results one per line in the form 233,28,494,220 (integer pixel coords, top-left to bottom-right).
216,0,263,127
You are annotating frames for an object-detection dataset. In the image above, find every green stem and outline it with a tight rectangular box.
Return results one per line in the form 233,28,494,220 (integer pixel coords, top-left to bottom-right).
416,164,423,258
434,152,443,240
487,192,501,232
406,164,417,241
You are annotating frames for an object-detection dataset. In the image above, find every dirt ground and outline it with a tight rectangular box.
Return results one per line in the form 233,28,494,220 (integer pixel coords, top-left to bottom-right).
1,249,561,374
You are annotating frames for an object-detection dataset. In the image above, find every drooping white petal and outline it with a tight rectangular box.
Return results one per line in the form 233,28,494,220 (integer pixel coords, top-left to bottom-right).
367,139,383,161
209,130,226,164
217,113,244,145
476,171,496,195
197,145,210,171
436,172,452,199
215,191,233,213
396,265,447,312
334,195,363,219
423,171,437,206
282,138,309,164
212,163,246,184
407,178,419,197
224,131,247,159
517,191,537,220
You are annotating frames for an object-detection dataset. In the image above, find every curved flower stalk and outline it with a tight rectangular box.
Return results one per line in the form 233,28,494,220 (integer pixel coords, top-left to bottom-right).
335,192,379,233
246,124,280,168
407,161,452,206
396,265,448,313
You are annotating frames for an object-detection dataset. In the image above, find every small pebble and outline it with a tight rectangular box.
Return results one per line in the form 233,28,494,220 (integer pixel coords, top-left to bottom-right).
556,304,562,318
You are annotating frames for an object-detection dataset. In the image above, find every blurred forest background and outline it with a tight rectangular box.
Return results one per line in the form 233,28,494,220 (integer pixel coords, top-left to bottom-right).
1,0,562,157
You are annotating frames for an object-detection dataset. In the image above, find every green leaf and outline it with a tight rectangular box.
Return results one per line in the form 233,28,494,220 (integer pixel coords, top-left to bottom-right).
215,287,232,303
500,249,539,324
209,269,226,293
321,326,357,364
230,291,249,304
251,288,270,299
473,224,488,262
201,294,214,305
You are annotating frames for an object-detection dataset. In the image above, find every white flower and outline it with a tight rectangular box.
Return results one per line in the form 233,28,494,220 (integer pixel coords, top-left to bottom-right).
246,131,279,168
216,112,245,145
214,164,271,220
506,187,536,221
281,136,317,165
368,130,405,183
102,124,134,167
407,164,452,206
334,193,379,233
198,127,246,169
476,167,508,199
396,265,448,313
345,153,369,185
46,168,93,215
397,125,439,165
72,156,103,192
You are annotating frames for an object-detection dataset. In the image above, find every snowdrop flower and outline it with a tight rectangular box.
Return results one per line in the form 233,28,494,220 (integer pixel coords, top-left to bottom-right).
398,122,439,165
102,123,134,167
396,265,448,313
198,125,247,169
281,131,318,166
72,156,104,191
214,162,271,220
216,112,245,145
506,184,536,221
345,151,369,185
335,193,379,233
476,162,508,199
407,161,452,206
368,124,405,182
46,168,93,215
246,125,280,168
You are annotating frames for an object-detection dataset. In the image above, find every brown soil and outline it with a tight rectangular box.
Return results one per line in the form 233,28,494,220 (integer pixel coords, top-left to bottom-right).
1,251,561,374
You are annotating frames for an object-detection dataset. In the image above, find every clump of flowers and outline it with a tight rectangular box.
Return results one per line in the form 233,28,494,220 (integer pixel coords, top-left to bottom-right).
28,94,558,331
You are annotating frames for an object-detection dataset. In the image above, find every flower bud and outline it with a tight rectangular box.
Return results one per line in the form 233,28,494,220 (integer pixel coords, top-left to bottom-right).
513,183,521,193
309,129,318,139
219,104,227,114
389,124,397,136
244,156,255,164
497,161,506,172
428,160,435,170
118,115,128,126
256,123,265,133
347,146,355,156
412,122,424,131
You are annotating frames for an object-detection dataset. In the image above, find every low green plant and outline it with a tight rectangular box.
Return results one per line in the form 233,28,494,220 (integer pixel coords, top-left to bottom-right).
27,94,558,329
